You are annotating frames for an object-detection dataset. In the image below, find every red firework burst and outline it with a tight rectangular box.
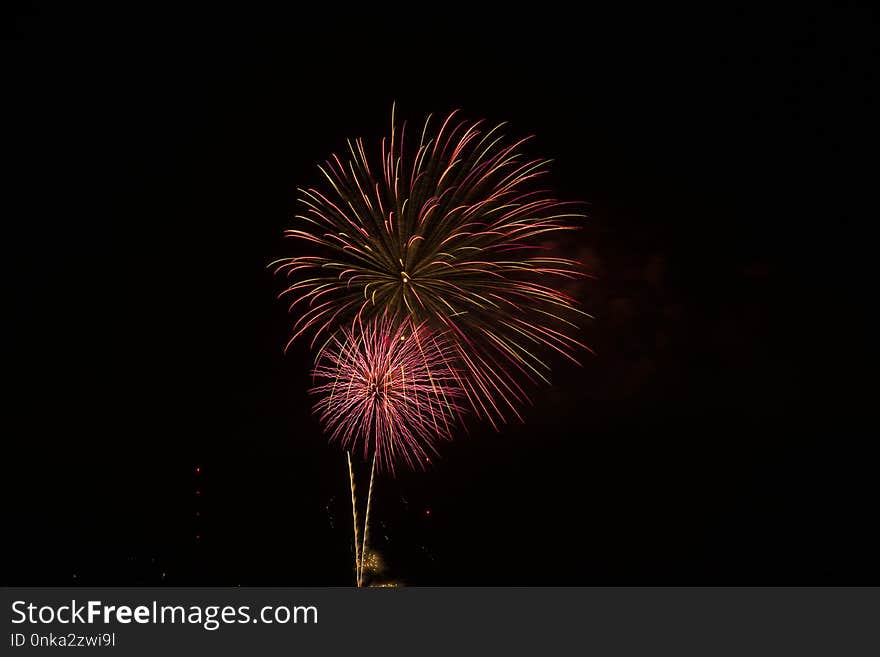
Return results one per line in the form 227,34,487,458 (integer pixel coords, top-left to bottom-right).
309,315,465,473
274,106,592,427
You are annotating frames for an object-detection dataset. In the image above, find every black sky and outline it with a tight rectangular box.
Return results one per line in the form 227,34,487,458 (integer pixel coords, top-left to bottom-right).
3,4,877,585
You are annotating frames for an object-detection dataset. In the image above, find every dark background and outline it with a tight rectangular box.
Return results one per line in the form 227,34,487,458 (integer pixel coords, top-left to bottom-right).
3,3,877,585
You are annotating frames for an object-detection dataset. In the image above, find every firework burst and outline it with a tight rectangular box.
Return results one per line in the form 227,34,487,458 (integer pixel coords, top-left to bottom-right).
310,315,465,473
274,106,592,426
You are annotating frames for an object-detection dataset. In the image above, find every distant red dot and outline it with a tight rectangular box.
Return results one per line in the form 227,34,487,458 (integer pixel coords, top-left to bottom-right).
195,466,201,474
425,509,431,517
195,490,201,496
195,534,201,540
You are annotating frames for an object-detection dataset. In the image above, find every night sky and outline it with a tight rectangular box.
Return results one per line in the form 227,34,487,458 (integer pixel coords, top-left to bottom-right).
4,4,877,585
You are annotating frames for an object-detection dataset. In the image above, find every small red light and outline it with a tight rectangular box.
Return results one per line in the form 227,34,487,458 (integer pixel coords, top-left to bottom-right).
195,466,201,474
425,509,431,516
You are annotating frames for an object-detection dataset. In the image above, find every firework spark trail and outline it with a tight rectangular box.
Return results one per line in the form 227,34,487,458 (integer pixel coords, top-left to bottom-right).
273,106,592,427
358,454,376,587
347,451,361,586
311,315,466,474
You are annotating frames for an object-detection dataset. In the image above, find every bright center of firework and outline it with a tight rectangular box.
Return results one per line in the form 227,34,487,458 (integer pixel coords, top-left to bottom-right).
365,372,389,400
400,271,410,284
